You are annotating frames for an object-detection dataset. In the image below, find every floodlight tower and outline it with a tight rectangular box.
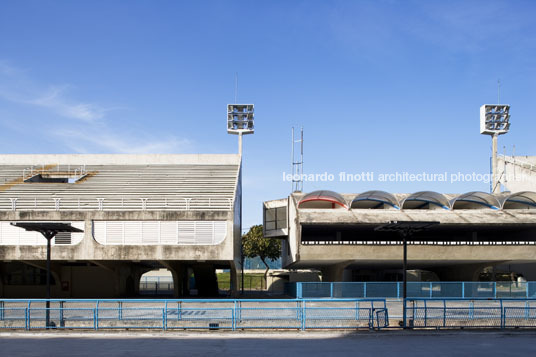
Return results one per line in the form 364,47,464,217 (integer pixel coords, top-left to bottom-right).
227,104,253,295
480,104,510,193
227,104,254,156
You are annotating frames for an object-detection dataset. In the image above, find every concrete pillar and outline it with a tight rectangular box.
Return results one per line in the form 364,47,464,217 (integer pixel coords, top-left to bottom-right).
159,261,188,298
229,261,238,297
193,264,219,297
0,264,4,298
321,262,352,282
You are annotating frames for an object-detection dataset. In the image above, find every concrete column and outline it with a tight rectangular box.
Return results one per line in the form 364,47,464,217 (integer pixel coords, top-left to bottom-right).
492,133,499,193
321,262,352,282
193,264,219,297
229,261,238,297
0,264,4,297
159,261,188,298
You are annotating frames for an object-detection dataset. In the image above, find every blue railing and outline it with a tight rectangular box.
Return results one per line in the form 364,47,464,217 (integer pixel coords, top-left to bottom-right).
0,298,388,331
406,298,536,329
287,282,536,299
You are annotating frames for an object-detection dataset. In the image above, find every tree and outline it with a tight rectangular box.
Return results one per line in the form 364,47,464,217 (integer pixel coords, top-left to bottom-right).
242,224,281,287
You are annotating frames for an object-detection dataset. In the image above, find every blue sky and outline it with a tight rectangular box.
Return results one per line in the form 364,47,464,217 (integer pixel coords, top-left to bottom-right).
1,0,535,229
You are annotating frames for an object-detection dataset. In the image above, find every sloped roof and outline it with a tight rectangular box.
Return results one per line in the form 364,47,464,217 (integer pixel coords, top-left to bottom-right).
0,154,240,211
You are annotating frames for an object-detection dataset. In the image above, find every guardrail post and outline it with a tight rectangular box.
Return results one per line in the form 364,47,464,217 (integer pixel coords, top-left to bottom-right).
232,301,236,331
301,301,306,331
118,301,123,320
500,301,505,329
59,301,64,328
95,301,99,330
163,302,168,331
355,301,359,321
330,283,334,298
27,301,31,330
429,282,433,298
396,282,399,299
526,283,529,299
494,282,497,299
462,282,465,299
0,301,3,320
469,301,474,319
297,283,302,299
232,304,236,331
162,308,166,331
238,300,242,321
443,300,446,328
424,300,427,328
177,301,181,321
364,283,367,299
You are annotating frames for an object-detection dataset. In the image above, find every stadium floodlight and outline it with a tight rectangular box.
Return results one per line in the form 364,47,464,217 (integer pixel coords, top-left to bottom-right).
227,103,254,293
227,104,254,135
227,104,254,156
480,105,510,135
480,104,511,194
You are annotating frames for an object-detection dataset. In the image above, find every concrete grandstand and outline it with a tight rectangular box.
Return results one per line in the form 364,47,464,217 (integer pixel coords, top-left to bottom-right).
0,154,242,298
264,190,536,282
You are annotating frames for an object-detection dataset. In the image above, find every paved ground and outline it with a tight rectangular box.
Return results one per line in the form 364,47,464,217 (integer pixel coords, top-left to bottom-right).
1,331,535,356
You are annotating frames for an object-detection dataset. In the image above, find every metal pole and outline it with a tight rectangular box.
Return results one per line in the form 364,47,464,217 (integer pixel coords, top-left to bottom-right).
241,245,244,295
46,235,51,328
492,133,499,193
238,133,243,157
402,232,408,329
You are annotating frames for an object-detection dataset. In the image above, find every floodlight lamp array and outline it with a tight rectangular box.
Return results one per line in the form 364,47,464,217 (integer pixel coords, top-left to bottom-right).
227,104,254,135
480,104,510,135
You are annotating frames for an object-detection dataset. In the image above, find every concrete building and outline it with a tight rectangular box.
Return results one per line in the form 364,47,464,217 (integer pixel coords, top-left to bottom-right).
264,190,536,282
498,155,536,192
0,154,242,298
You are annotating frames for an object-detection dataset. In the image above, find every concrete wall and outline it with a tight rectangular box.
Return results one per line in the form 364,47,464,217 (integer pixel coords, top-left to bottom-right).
267,193,536,282
0,211,235,262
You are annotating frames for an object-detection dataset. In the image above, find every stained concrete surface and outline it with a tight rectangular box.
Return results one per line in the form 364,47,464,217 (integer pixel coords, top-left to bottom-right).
0,331,535,357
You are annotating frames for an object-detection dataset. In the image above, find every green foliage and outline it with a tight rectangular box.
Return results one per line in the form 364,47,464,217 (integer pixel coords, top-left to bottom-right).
242,225,281,286
242,225,281,263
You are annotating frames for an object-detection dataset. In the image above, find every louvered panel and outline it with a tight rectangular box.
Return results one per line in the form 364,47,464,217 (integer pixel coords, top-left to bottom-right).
141,221,159,244
159,221,177,244
19,229,41,245
213,221,227,244
1,223,20,245
124,221,142,245
93,221,106,244
106,221,124,244
54,232,71,245
195,222,214,244
177,221,195,244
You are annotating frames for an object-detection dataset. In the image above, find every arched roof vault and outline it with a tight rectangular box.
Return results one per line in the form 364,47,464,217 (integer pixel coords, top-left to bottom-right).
351,190,400,209
298,190,348,209
401,191,450,210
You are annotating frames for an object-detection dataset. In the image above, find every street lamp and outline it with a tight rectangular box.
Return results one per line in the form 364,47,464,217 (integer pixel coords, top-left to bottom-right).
375,221,439,328
11,222,84,328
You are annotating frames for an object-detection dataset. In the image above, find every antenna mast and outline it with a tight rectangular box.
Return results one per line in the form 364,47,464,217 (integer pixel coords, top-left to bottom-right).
291,127,304,193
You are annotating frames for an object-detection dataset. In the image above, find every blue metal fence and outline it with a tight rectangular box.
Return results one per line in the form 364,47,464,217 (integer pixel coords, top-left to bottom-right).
288,282,536,299
0,298,388,331
4,297,536,330
406,298,536,329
